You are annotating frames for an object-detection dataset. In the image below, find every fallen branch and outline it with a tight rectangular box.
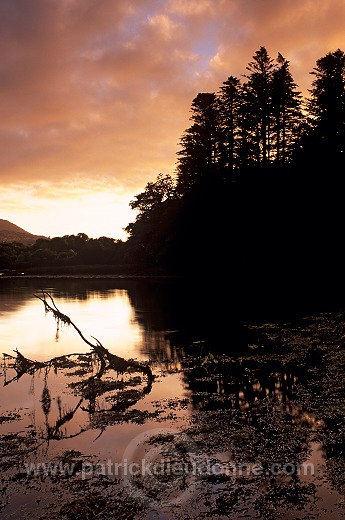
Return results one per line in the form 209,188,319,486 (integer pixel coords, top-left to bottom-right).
33,291,154,381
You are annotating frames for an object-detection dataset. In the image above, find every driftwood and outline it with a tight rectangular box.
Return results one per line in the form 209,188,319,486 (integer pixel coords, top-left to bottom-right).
33,291,154,380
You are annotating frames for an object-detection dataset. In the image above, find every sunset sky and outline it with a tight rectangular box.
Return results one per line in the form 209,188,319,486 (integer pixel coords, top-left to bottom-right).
1,0,345,240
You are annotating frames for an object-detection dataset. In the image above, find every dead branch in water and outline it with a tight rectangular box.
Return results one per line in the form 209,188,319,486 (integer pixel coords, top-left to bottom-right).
33,291,154,381
2,349,46,386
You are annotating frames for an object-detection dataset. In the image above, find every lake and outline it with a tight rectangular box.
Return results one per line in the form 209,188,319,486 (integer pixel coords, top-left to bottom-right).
0,277,344,519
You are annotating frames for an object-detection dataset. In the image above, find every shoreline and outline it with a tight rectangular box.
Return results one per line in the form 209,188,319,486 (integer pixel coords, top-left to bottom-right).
0,273,179,280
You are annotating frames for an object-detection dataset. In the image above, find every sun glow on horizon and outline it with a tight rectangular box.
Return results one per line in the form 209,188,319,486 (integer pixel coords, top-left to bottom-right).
1,187,137,240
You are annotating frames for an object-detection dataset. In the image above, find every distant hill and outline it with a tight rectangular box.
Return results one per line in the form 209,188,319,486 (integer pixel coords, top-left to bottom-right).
0,219,46,244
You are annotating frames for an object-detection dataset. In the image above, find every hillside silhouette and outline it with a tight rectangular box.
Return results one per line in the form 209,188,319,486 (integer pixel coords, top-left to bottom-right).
0,219,46,244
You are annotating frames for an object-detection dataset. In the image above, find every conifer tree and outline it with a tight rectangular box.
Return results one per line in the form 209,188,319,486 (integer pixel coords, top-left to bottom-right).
177,92,220,192
271,53,303,163
308,49,345,158
218,76,242,173
242,47,278,166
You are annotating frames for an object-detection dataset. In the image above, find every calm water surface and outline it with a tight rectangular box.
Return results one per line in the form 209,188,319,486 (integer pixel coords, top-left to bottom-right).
0,278,344,519
0,279,193,517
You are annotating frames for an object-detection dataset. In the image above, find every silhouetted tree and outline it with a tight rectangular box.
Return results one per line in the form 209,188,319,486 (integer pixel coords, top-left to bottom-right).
123,173,180,269
124,173,176,237
177,92,221,192
218,76,242,173
0,242,28,269
308,49,345,160
271,53,303,163
242,47,278,166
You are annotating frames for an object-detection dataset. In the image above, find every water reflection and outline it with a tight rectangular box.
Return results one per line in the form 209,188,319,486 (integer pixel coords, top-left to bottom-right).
0,280,146,361
184,359,301,411
0,279,320,431
0,277,293,359
182,358,319,430
2,347,155,448
0,278,344,519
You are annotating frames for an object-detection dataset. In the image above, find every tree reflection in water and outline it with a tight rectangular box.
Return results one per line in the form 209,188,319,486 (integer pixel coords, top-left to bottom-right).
2,292,155,446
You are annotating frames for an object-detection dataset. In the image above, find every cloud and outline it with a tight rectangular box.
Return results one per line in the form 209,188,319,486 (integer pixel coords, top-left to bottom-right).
207,0,345,92
0,0,202,190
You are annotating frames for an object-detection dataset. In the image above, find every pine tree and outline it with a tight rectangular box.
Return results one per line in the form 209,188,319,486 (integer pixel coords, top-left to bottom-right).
308,49,345,158
242,47,278,166
218,76,242,173
177,92,220,193
271,53,302,163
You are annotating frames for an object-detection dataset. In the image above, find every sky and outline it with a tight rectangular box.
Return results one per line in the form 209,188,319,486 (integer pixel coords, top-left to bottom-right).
1,0,345,240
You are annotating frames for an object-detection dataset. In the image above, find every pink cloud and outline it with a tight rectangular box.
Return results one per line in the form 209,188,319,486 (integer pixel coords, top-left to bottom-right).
0,0,344,193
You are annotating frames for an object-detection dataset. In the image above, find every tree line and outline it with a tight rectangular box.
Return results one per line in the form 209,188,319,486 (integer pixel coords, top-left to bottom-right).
128,46,345,211
0,234,128,274
124,46,345,289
